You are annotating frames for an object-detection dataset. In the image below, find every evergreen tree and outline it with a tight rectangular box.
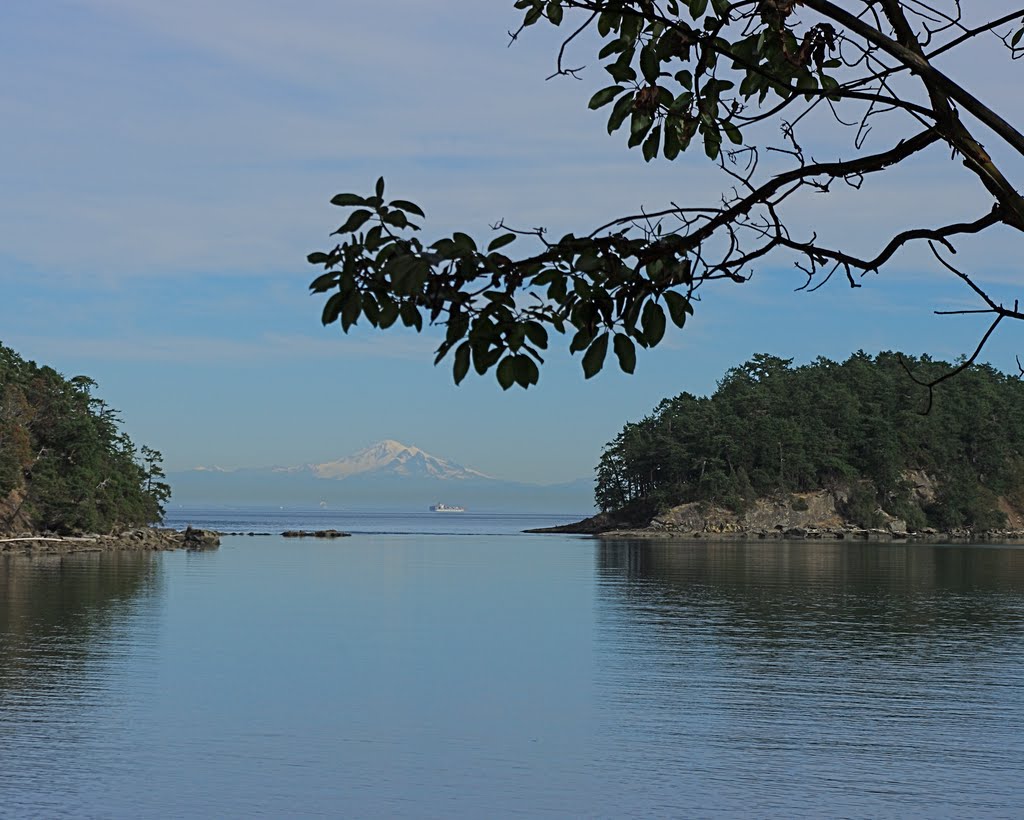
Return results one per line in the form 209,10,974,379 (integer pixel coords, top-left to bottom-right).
595,353,1024,531
0,342,171,534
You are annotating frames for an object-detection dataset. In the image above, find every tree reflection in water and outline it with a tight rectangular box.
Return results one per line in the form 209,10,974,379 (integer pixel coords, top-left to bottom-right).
591,540,1024,814
597,540,1024,648
0,551,161,696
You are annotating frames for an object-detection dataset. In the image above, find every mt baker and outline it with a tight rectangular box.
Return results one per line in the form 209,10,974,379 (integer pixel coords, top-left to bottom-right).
169,440,591,512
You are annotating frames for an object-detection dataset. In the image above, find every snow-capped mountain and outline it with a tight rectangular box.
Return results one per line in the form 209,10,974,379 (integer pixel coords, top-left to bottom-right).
168,440,592,511
307,440,492,481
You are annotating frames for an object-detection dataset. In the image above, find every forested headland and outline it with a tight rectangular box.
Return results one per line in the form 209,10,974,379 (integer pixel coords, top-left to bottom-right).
594,353,1024,534
0,343,170,535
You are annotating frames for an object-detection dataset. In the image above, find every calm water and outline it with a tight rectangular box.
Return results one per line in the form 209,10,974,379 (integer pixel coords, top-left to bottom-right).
2,508,1023,817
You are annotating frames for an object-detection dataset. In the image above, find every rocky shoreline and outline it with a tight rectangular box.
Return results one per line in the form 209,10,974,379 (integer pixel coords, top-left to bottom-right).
528,519,1024,542
526,490,1024,543
0,526,221,555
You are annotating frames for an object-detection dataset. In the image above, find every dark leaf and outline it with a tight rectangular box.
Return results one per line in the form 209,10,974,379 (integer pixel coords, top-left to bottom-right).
641,301,667,346
640,44,660,83
663,121,682,160
569,328,592,353
362,295,380,326
382,210,409,228
613,333,637,374
472,342,503,375
605,60,637,83
330,193,367,207
378,299,400,329
642,124,661,162
703,128,721,160
389,199,426,217
309,272,338,292
336,209,372,234
487,233,517,251
513,354,540,388
340,293,362,331
607,92,635,134
582,333,609,379
321,292,344,325
524,321,549,349
598,38,626,59
628,112,654,148
365,225,386,250
497,356,517,390
722,121,742,145
664,291,692,327
400,303,423,331
453,343,471,385
589,85,625,110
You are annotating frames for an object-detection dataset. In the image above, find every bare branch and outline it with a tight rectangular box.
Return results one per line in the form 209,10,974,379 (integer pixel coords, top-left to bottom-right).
804,0,1024,158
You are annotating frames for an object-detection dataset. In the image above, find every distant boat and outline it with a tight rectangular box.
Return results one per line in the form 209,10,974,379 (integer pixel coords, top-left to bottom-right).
430,503,465,513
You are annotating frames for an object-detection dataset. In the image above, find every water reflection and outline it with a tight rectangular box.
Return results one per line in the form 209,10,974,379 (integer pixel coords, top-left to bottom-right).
1,536,1022,817
0,551,161,696
593,540,1024,817
598,540,1024,643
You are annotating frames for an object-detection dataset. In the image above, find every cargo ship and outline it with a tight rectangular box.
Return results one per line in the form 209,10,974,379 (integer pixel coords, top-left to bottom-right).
429,503,465,513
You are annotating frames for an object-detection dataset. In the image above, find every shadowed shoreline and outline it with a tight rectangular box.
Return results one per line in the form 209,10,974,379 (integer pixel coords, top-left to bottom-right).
527,512,1024,543
0,527,220,554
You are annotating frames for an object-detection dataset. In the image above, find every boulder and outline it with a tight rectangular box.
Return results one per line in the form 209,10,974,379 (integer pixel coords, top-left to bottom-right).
183,527,220,549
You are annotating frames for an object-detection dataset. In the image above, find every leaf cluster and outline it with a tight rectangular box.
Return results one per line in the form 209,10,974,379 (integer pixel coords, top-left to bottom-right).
312,3,1024,386
310,178,693,388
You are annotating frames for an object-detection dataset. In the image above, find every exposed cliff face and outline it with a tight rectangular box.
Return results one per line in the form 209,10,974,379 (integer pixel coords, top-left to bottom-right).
651,491,849,534
632,469,1024,537
904,469,938,506
997,497,1024,530
531,484,1024,540
0,488,33,536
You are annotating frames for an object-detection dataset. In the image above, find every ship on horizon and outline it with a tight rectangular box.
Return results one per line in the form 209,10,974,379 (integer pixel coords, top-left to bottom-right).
429,503,465,513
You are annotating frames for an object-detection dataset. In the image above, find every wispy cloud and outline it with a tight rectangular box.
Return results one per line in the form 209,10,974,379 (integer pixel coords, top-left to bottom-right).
12,330,438,365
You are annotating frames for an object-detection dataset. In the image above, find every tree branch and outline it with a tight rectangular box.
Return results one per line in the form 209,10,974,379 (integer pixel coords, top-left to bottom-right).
593,128,941,245
803,0,1024,159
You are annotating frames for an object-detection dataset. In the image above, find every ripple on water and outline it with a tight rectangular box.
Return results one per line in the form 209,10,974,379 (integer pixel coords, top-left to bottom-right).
1,536,1023,817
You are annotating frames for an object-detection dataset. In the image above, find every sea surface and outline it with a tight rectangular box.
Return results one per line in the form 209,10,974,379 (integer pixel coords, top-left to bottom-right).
2,506,1024,818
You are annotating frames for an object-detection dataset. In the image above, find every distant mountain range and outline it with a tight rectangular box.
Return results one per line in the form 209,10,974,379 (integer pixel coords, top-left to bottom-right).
169,440,593,513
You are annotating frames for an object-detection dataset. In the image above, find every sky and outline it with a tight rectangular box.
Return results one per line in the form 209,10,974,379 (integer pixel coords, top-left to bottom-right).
2,0,1023,485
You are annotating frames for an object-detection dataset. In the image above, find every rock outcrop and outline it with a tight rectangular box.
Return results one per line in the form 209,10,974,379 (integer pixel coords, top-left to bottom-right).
652,491,845,534
530,488,1024,541
0,527,221,554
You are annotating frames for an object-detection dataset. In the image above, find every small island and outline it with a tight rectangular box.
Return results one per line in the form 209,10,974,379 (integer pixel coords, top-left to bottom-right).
533,353,1024,542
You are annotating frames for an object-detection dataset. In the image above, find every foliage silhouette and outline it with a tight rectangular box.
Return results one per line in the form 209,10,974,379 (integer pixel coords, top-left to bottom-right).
311,2,1024,388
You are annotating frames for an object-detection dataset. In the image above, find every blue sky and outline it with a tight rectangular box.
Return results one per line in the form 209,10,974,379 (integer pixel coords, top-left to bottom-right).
2,1,1022,484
